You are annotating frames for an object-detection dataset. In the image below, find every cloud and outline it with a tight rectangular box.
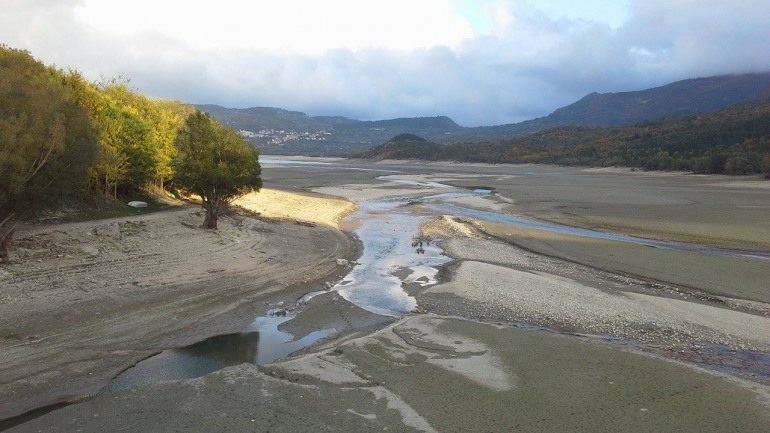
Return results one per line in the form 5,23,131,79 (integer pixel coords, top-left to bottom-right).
1,0,768,126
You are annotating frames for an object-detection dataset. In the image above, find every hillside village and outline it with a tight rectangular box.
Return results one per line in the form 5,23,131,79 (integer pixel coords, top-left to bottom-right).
238,128,332,145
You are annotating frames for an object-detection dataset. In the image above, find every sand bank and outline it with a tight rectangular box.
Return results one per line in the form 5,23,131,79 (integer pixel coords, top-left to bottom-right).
474,221,770,304
425,260,770,351
0,189,357,420
233,188,356,228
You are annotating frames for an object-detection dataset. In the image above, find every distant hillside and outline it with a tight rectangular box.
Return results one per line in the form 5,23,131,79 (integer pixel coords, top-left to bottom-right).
194,105,351,131
196,104,460,155
446,72,770,142
198,72,770,155
359,99,770,176
356,134,443,160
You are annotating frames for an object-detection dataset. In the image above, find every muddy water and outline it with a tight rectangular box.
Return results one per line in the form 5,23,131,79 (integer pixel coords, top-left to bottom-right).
266,157,769,261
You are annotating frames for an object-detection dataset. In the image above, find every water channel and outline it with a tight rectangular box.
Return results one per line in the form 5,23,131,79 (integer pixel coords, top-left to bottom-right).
107,190,452,390
107,159,768,391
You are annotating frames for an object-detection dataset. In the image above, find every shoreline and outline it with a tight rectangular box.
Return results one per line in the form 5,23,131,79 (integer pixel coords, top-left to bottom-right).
0,189,361,422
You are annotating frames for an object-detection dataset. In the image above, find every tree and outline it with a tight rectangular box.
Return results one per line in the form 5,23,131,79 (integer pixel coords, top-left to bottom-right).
172,111,262,229
59,75,189,196
0,46,98,262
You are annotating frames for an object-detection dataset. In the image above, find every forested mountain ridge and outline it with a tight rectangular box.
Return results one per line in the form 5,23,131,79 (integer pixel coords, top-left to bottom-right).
431,72,770,143
356,133,443,160
196,105,356,131
548,73,770,125
196,104,460,154
200,73,770,155
357,97,770,176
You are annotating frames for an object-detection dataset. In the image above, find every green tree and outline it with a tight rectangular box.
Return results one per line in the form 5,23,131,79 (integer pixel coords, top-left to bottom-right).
0,46,98,262
60,76,188,196
58,72,132,197
172,111,262,229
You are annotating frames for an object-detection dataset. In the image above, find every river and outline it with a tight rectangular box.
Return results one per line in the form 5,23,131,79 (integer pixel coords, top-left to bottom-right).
105,158,769,390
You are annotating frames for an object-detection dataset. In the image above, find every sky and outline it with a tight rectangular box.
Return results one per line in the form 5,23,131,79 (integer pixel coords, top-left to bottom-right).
2,0,769,126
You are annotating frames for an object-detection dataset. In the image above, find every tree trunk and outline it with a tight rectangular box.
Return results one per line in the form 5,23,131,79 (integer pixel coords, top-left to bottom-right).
0,229,14,264
205,211,218,230
203,199,219,230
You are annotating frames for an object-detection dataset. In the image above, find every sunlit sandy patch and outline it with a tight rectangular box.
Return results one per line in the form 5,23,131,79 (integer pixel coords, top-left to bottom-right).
233,188,355,228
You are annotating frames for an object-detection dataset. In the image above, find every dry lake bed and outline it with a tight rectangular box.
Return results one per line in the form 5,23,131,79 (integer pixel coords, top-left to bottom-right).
2,158,769,432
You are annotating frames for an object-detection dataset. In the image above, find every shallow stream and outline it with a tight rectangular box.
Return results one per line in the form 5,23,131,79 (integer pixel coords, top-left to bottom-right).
7,159,767,432
107,162,769,391
107,194,453,390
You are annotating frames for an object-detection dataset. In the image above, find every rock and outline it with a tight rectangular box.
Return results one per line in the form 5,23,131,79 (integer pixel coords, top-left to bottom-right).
324,281,333,289
127,201,148,208
80,246,100,257
92,223,121,239
0,269,11,280
335,259,349,266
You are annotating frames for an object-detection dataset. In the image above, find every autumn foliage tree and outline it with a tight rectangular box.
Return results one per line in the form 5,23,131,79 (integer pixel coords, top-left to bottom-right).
172,111,262,229
59,75,191,197
0,46,98,262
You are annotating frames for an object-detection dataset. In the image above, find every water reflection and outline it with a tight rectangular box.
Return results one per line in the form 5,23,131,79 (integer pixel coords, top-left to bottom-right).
333,200,451,316
105,315,335,392
426,201,770,262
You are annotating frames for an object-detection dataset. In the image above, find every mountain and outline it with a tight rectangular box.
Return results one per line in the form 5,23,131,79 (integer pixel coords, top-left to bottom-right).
356,134,444,160
548,73,770,125
445,72,770,142
196,104,461,155
358,98,770,176
197,72,770,155
195,105,351,131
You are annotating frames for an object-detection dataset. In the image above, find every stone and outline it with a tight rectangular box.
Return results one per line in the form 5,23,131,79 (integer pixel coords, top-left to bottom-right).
92,223,121,239
80,246,100,257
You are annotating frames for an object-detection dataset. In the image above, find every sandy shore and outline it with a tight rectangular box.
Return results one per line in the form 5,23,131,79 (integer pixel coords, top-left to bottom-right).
233,188,356,227
0,190,358,421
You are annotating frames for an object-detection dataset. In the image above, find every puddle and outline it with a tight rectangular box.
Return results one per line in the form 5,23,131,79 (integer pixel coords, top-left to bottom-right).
105,313,335,392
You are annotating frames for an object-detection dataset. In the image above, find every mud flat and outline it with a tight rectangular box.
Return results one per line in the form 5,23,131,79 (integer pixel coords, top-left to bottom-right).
9,315,770,433
474,221,770,304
